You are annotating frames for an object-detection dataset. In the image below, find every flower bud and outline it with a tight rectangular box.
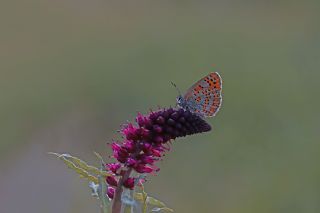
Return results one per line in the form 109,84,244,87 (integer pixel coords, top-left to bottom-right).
106,176,118,187
123,177,135,189
107,187,115,199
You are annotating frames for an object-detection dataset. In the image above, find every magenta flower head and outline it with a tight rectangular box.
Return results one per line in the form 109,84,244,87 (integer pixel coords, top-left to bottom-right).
105,108,211,199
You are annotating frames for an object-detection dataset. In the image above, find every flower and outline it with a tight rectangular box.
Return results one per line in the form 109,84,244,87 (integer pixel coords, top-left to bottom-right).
107,187,115,199
105,108,211,194
123,177,135,189
106,163,121,174
106,176,118,187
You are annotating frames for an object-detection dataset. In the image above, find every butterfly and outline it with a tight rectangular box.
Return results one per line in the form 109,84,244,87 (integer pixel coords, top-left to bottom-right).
175,72,222,117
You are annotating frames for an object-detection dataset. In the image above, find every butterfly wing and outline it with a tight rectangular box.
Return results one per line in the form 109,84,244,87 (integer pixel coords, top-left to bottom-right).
183,72,222,117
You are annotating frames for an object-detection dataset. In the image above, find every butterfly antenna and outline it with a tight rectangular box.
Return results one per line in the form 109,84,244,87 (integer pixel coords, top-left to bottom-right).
171,81,181,96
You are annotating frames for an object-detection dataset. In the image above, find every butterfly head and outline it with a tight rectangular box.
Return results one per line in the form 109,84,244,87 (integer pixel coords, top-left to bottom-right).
172,82,184,106
176,95,188,109
176,95,183,105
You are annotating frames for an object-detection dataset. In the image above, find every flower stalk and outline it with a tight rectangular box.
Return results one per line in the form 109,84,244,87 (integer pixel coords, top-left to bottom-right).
105,108,211,212
111,168,132,213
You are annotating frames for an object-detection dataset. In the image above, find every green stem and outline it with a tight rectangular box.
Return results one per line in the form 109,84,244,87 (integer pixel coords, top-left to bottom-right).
97,156,110,213
101,204,109,213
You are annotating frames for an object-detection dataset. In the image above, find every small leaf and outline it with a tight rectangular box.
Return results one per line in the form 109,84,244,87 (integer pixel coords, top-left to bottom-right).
139,184,148,213
146,197,166,208
49,152,110,177
49,152,99,183
98,173,110,212
134,193,173,212
93,151,105,164
93,152,110,213
88,182,99,197
151,207,174,212
60,153,109,177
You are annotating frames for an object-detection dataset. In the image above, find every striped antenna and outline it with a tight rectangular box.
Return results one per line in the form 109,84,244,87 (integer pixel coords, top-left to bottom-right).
171,81,182,96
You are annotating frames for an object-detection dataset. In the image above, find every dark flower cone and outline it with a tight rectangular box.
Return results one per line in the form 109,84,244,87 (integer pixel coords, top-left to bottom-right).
137,108,212,142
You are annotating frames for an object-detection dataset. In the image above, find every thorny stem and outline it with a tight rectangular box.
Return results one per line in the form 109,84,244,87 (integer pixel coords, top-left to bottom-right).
111,168,133,213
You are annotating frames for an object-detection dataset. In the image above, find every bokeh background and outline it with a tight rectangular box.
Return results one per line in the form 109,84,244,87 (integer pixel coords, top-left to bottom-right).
1,1,320,212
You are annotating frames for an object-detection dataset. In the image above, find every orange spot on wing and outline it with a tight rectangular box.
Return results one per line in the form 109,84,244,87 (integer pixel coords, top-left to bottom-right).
209,73,222,90
214,83,221,90
195,96,201,102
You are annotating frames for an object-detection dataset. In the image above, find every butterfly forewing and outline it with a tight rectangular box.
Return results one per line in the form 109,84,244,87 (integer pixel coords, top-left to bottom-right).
183,72,222,117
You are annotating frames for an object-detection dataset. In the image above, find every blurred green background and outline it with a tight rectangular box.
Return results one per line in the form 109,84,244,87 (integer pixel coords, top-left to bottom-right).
1,1,320,212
